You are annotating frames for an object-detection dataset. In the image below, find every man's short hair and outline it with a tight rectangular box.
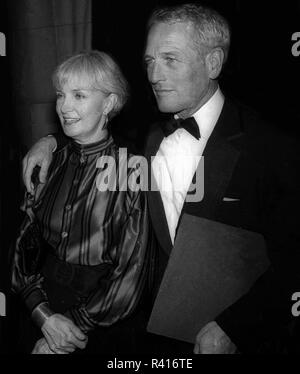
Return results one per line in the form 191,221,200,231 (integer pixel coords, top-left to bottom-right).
147,3,231,62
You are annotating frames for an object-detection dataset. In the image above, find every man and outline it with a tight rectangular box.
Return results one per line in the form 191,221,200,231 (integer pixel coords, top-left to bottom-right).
21,3,300,354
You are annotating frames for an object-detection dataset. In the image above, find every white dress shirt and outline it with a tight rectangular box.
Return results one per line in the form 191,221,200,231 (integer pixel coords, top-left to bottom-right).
152,87,225,244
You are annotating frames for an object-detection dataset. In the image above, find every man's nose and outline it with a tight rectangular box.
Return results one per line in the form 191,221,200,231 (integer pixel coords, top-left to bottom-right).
148,62,164,84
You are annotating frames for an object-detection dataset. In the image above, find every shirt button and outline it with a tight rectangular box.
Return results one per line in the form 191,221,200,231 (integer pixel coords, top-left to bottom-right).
73,179,79,185
61,232,68,238
65,205,71,211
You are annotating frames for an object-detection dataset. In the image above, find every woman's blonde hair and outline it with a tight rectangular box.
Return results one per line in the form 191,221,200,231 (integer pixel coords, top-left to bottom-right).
52,50,130,119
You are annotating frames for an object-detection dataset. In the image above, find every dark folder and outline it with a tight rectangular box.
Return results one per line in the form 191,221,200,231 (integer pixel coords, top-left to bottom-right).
147,214,270,343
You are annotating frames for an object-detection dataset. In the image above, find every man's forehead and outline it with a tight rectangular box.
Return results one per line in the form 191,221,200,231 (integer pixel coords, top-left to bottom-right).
147,21,196,45
145,20,198,55
149,20,195,35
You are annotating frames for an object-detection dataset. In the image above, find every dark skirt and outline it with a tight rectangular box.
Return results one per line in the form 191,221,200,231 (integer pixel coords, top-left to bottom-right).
15,252,151,355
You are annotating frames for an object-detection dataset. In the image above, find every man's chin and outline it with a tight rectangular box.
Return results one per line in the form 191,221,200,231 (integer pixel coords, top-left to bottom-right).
156,102,178,114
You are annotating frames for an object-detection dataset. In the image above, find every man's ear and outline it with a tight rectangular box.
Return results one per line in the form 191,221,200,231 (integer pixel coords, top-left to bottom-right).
206,47,224,80
104,93,118,116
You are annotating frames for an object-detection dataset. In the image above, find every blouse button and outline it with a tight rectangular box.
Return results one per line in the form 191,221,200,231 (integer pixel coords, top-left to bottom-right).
61,232,68,238
65,205,71,211
80,154,87,164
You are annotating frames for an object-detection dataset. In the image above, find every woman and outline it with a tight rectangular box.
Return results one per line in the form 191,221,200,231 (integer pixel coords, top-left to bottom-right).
11,51,152,354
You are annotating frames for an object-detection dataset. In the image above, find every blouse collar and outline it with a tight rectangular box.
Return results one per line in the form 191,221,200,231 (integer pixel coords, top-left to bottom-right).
70,135,114,156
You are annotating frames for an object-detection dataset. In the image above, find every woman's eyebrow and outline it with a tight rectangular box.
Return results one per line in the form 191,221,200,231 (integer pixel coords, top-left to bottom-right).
71,87,91,91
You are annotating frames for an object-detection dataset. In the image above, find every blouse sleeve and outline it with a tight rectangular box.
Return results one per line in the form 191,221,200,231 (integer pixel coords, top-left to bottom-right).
65,186,150,333
10,196,49,314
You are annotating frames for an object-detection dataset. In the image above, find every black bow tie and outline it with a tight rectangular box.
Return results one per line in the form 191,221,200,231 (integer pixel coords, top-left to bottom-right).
162,116,201,140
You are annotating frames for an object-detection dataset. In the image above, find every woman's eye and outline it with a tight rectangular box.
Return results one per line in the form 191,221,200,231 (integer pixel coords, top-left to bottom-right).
75,93,85,100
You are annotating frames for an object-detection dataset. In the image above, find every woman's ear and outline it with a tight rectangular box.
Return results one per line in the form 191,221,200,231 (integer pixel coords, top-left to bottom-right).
206,47,224,80
104,93,118,116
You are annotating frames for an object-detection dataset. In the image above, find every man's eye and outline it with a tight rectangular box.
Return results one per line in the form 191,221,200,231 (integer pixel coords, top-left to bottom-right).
165,57,175,63
56,92,63,99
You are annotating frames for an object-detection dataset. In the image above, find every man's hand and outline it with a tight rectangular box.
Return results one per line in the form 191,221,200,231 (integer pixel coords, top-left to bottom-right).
194,321,237,354
22,135,57,194
41,313,88,354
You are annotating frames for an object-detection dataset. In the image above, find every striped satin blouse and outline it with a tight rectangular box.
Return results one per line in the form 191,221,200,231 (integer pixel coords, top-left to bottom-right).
12,135,150,332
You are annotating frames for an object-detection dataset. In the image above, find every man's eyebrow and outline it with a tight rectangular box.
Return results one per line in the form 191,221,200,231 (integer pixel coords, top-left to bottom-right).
161,51,180,56
144,50,181,58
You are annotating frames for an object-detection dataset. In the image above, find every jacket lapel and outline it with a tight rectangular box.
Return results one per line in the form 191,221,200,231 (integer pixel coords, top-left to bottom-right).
183,98,244,220
145,123,173,255
145,98,244,254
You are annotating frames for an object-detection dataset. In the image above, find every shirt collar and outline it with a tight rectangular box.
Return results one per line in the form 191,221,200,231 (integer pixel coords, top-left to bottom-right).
186,87,224,140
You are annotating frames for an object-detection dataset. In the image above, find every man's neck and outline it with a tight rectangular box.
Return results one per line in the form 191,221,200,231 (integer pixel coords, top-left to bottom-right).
177,80,219,119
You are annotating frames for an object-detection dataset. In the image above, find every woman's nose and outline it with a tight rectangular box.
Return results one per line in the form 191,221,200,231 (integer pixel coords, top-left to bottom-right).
60,97,73,113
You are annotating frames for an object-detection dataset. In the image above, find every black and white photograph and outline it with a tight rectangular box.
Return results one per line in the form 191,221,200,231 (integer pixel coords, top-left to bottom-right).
0,0,300,363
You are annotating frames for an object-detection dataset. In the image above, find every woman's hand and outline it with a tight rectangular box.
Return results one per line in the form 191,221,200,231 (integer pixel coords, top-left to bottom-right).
41,313,88,354
32,337,71,354
32,338,55,354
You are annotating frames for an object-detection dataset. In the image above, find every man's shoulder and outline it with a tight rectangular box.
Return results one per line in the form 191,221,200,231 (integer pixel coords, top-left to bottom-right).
224,95,282,139
225,95,300,165
224,95,268,130
143,120,165,157
147,120,164,137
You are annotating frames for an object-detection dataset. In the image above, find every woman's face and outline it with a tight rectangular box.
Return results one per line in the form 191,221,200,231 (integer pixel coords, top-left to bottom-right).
56,75,109,144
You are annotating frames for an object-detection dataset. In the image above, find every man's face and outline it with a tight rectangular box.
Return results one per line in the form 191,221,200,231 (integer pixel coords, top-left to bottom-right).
144,21,213,118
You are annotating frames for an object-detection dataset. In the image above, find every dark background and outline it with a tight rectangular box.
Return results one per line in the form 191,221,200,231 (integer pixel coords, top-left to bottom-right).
92,0,300,147
1,0,14,354
1,0,300,354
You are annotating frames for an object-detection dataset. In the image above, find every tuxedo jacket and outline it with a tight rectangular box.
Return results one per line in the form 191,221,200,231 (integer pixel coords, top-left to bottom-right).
144,96,300,353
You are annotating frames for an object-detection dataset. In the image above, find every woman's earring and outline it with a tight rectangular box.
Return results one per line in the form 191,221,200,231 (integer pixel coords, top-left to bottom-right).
103,111,108,129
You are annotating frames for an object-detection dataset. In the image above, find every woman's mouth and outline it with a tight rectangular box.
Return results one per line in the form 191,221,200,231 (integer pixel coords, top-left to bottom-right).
63,118,80,125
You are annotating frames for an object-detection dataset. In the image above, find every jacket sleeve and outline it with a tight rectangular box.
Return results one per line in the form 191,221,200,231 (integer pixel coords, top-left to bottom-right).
10,198,48,314
216,136,300,353
52,131,69,151
65,187,151,333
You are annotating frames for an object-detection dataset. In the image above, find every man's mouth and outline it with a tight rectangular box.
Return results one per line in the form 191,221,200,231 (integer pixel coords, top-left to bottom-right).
154,89,174,95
